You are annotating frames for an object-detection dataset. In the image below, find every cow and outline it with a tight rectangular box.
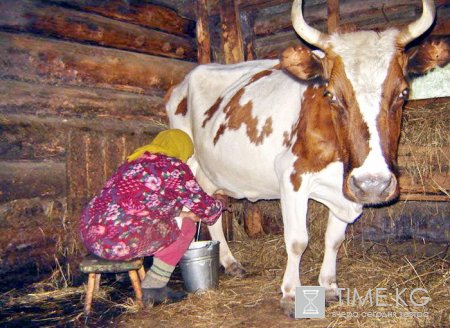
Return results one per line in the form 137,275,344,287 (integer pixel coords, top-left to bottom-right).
166,0,449,317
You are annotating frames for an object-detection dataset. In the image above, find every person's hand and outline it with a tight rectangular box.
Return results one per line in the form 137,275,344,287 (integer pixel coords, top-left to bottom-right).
214,194,232,212
179,211,200,222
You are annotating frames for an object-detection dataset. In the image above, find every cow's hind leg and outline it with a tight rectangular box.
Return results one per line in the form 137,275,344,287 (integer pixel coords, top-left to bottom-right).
192,160,246,277
319,212,347,301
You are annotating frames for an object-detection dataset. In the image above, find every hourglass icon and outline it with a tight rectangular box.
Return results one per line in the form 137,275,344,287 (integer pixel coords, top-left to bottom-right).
302,289,319,315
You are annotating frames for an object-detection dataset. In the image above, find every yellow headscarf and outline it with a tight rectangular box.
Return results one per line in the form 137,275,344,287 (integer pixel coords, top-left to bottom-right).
127,129,194,163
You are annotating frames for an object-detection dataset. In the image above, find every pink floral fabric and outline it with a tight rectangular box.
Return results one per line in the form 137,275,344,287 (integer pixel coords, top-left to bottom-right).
80,153,223,260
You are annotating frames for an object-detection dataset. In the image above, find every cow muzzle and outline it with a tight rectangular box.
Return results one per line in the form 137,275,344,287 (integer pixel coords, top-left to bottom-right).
346,173,398,205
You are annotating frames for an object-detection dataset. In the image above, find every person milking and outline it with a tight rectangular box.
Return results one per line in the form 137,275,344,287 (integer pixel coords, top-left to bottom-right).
80,129,227,305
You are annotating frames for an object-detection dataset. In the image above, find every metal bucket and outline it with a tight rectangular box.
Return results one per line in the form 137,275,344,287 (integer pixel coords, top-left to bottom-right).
179,240,220,292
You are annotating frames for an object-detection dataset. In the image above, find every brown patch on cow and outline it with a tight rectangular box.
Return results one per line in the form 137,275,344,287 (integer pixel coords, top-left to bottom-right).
330,58,370,170
289,86,340,191
212,69,276,145
282,131,291,147
213,88,273,145
272,63,282,70
202,97,223,127
174,97,188,116
280,45,324,81
248,69,273,84
213,123,227,145
378,52,408,176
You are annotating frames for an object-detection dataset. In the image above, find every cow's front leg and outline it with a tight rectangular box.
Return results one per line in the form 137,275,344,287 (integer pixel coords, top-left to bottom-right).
319,211,347,301
279,192,309,317
207,214,246,277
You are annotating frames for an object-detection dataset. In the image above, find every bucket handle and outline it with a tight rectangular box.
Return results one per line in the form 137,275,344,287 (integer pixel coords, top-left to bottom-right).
195,220,201,242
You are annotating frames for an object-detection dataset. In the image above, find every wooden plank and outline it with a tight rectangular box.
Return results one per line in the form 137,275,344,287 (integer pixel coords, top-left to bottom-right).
0,31,196,95
66,129,89,217
327,0,340,33
197,0,212,64
86,133,107,196
104,135,127,179
0,0,196,61
0,79,167,123
0,160,66,203
47,0,196,37
220,0,245,64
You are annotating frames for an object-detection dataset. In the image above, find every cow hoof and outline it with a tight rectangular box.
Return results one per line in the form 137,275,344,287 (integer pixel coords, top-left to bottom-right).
224,261,247,278
280,296,295,318
325,287,339,303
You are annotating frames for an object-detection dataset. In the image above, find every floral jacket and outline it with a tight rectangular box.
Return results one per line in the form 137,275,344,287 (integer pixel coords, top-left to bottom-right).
80,153,223,260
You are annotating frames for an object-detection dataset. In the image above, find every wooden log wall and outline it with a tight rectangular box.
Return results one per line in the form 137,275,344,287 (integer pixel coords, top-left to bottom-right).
0,0,196,285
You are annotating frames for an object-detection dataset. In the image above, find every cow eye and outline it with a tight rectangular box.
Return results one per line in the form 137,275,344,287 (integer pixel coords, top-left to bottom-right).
399,88,409,100
323,90,336,102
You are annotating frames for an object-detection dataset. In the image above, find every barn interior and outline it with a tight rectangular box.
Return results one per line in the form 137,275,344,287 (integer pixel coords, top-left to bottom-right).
0,0,448,327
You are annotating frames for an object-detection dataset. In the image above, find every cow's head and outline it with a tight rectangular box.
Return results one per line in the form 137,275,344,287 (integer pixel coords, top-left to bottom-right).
281,0,448,205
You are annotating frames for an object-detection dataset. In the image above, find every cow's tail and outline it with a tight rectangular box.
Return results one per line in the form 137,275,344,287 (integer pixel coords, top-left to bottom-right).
165,77,192,136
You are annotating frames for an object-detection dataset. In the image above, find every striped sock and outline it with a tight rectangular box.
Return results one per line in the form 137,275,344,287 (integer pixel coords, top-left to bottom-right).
141,258,175,289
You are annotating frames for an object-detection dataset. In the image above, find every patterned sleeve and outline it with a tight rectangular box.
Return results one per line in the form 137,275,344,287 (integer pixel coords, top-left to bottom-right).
174,163,224,226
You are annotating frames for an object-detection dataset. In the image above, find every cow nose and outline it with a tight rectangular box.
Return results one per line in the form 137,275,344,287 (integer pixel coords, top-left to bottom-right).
348,174,396,203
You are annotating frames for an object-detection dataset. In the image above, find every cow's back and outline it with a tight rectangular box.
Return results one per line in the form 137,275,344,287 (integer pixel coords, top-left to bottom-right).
167,60,307,200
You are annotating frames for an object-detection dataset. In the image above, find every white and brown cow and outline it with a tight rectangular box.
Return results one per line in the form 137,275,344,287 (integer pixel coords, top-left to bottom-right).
167,0,448,316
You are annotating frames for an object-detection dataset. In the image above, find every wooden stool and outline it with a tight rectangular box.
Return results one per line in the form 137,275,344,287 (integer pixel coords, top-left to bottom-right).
80,254,146,314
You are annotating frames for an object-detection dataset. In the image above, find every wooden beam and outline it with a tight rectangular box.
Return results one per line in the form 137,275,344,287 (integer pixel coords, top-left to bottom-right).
0,0,196,61
327,0,340,33
220,0,245,64
47,0,196,37
0,79,167,123
240,11,257,61
0,32,196,95
197,0,212,64
0,160,66,202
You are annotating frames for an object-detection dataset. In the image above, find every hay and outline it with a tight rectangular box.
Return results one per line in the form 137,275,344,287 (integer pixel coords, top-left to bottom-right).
118,203,448,328
400,101,449,193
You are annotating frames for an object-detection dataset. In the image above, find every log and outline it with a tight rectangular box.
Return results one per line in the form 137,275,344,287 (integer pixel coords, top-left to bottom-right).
0,31,196,95
0,160,66,203
0,197,69,285
240,11,257,61
327,0,340,33
0,79,167,123
197,0,212,64
254,30,303,59
0,120,66,161
47,0,196,37
252,0,422,37
0,0,196,61
220,0,245,64
244,202,264,238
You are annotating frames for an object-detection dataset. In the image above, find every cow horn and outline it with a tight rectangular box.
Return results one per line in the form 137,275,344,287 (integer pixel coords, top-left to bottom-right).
397,0,436,47
291,0,329,50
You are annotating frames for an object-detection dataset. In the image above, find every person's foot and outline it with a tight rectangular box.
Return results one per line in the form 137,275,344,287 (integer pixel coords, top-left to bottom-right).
142,286,187,306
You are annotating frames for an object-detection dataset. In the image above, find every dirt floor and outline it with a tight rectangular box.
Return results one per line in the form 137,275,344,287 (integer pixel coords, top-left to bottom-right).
1,234,448,328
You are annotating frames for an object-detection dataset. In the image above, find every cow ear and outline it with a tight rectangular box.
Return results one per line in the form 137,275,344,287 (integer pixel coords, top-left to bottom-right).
280,45,325,80
406,36,450,75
